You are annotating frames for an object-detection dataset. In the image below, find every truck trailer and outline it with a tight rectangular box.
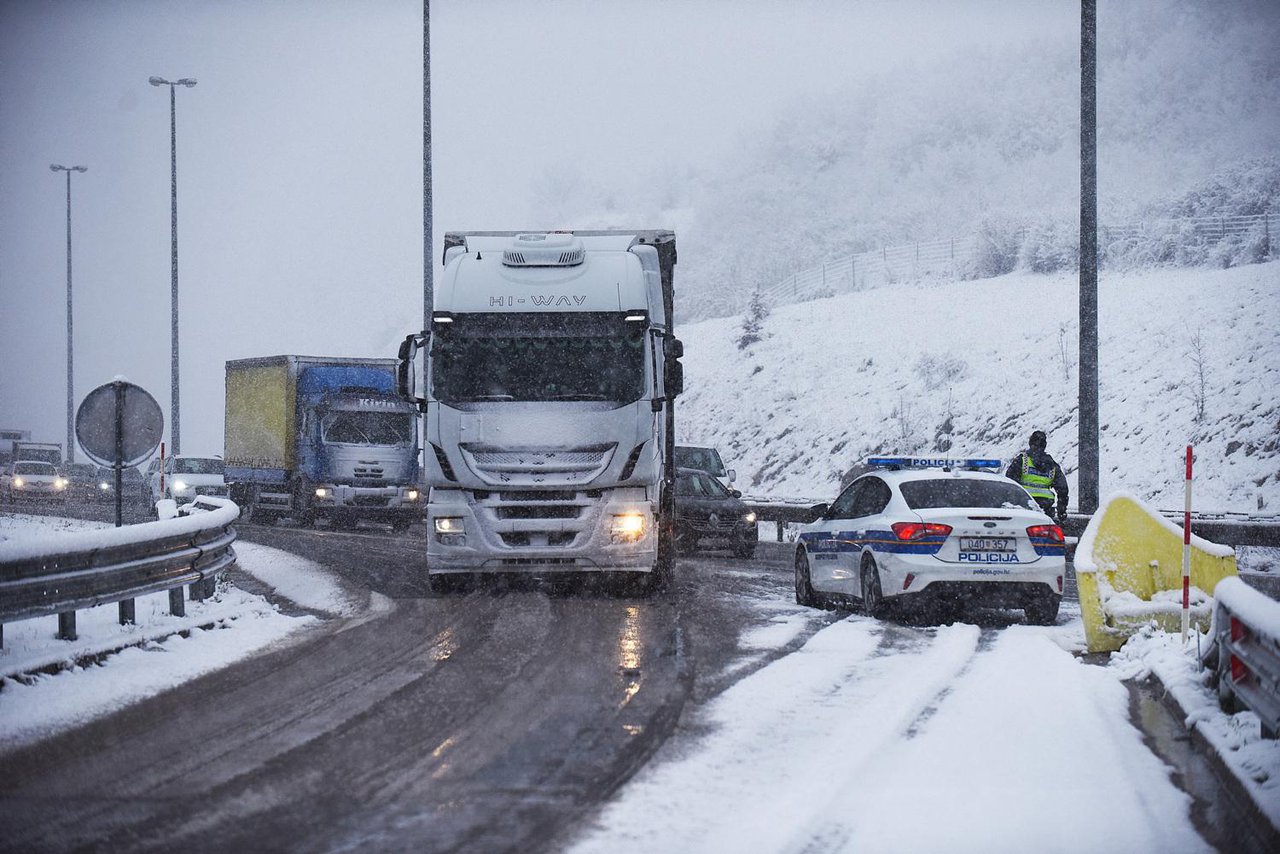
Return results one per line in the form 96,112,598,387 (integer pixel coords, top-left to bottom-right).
398,230,683,594
225,355,422,530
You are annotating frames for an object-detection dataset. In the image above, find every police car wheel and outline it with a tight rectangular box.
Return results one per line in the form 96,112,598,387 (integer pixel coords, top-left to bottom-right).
861,557,885,618
1024,593,1061,626
794,550,819,608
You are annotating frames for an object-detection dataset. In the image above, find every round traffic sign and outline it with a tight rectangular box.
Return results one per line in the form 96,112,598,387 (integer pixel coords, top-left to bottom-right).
75,381,164,468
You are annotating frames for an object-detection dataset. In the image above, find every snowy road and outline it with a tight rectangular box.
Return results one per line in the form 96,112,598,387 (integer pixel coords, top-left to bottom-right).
0,524,1269,852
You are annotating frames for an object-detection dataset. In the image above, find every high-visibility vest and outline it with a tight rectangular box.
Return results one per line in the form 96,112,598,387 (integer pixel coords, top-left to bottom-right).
1019,453,1057,502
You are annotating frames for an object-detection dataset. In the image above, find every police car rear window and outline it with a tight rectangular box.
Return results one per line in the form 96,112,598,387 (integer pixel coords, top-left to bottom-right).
899,479,1037,511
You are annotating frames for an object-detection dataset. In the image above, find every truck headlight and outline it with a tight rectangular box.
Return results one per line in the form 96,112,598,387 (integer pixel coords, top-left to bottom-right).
55,478,68,490
743,512,757,523
171,479,189,494
12,477,24,488
610,512,646,543
434,516,465,546
407,489,420,502
99,482,111,491
315,487,330,498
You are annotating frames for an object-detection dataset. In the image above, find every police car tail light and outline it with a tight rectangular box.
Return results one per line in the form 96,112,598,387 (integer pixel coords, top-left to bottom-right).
891,522,952,541
1026,524,1064,543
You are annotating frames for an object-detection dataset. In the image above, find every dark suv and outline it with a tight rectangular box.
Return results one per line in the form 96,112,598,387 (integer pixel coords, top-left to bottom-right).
673,467,757,558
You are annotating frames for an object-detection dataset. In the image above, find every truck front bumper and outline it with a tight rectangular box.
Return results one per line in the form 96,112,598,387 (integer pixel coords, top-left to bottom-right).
425,487,658,574
312,484,423,520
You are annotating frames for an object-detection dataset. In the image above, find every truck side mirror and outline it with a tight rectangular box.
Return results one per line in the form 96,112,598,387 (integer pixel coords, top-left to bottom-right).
666,356,684,398
397,333,428,410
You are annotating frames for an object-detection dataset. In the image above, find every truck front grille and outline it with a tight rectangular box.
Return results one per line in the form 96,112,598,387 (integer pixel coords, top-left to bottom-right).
477,489,597,550
460,444,616,487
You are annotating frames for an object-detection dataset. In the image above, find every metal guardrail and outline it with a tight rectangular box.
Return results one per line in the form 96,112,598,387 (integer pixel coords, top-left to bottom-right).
1203,577,1280,739
0,497,240,646
745,499,1280,548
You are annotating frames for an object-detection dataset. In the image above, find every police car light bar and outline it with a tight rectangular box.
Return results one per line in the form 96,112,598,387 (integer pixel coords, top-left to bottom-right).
867,457,1003,470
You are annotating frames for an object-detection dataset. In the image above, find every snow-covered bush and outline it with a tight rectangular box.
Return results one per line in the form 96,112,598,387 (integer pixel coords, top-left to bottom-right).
914,353,968,390
1017,220,1077,273
737,288,771,350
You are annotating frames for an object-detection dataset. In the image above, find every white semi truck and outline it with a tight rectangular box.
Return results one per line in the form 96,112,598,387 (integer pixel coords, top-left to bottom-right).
397,230,682,594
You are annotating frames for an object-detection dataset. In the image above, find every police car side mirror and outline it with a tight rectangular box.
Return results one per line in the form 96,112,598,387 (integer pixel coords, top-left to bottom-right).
812,502,829,520
730,489,741,498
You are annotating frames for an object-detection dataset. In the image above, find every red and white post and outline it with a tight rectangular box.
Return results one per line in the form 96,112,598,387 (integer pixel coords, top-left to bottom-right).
1182,445,1192,643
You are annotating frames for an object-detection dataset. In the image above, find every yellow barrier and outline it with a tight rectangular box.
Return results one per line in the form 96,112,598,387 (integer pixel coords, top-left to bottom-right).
1076,492,1238,654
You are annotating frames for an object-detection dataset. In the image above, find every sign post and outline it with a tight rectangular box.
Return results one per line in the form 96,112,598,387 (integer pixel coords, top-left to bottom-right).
1182,445,1193,643
75,380,164,626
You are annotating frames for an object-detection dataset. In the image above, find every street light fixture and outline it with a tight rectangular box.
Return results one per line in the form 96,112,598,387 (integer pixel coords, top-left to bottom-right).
149,75,197,455
50,163,88,464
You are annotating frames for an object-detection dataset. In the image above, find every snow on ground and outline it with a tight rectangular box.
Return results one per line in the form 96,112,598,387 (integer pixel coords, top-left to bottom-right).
679,261,1280,513
570,612,1219,854
233,541,367,618
0,513,348,752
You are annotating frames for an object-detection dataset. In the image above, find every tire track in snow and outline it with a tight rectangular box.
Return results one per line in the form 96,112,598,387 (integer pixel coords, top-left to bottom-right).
569,616,981,854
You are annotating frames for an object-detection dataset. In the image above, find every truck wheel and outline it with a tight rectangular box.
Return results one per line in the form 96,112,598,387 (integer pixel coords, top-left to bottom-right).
428,573,469,595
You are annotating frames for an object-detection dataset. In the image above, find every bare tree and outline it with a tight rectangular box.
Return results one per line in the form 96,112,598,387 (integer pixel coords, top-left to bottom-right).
1187,327,1209,423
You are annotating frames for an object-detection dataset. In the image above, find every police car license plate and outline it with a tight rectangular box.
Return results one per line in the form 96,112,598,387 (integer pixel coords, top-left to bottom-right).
959,537,1014,552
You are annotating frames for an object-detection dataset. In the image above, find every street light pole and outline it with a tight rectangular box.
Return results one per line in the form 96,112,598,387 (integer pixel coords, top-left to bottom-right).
50,163,87,464
149,75,197,456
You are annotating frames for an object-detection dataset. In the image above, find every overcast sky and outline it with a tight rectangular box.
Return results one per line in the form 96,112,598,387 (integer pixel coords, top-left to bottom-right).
0,0,1072,458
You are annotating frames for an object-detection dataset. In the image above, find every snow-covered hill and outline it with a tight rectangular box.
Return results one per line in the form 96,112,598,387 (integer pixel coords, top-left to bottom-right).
677,261,1280,513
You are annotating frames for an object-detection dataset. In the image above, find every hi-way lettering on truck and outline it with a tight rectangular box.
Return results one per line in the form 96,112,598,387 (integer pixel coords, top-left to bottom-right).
398,230,683,595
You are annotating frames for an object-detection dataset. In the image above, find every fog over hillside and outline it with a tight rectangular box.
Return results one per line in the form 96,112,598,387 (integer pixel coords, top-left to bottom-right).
537,0,1280,318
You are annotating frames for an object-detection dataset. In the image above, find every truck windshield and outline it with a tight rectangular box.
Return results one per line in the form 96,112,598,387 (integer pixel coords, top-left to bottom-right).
323,411,414,445
431,313,645,404
173,458,224,475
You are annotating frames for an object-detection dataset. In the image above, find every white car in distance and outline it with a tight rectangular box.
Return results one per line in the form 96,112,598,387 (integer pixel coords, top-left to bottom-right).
149,455,229,505
2,460,68,502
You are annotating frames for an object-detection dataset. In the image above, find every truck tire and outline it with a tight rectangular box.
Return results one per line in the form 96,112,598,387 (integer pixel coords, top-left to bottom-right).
428,573,470,595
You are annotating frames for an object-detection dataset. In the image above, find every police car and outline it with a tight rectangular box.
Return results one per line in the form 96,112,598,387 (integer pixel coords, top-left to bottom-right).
794,457,1066,624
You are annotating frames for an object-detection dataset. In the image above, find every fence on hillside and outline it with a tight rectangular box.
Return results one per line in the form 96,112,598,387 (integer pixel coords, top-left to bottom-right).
691,212,1276,323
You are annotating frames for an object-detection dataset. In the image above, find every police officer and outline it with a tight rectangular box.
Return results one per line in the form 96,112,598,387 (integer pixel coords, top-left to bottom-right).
1006,430,1069,524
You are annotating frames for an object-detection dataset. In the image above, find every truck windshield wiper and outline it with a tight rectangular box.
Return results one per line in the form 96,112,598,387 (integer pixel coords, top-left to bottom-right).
551,393,609,401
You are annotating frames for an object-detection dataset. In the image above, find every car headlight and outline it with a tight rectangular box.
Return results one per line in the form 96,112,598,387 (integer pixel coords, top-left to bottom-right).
743,512,757,523
13,477,24,488
99,482,111,490
610,512,646,543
